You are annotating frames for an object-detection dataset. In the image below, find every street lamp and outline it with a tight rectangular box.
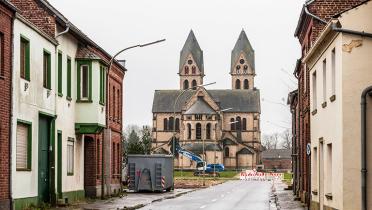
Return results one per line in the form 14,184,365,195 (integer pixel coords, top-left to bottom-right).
102,39,165,199
171,82,216,187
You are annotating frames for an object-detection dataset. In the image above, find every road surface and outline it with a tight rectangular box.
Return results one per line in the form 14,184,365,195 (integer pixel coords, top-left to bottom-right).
140,180,274,210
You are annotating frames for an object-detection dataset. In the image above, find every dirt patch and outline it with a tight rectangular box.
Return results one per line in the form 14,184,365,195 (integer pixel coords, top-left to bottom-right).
174,179,225,189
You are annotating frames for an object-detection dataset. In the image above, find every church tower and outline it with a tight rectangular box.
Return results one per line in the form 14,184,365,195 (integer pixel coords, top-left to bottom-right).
179,30,204,90
231,30,255,90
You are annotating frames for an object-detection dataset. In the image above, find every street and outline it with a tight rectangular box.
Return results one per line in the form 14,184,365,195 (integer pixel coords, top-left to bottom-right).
140,180,273,210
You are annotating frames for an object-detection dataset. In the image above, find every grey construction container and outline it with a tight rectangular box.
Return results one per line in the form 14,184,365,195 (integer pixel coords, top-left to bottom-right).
127,154,174,192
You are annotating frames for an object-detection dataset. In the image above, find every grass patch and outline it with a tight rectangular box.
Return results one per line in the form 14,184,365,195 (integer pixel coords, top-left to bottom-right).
283,172,293,181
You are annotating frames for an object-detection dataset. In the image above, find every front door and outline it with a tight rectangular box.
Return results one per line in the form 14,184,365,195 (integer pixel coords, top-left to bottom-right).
38,116,50,203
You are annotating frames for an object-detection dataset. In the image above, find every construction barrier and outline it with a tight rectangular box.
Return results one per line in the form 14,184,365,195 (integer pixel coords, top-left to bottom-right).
239,170,284,181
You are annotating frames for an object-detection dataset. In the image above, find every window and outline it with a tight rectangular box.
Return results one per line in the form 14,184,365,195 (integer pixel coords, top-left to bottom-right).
184,66,189,75
224,147,230,157
235,79,241,89
331,48,336,96
313,147,318,187
163,118,168,131
43,50,51,89
244,79,249,89
206,123,211,139
187,123,192,139
67,138,74,175
117,143,120,174
57,51,63,96
327,144,332,193
312,71,317,110
236,117,241,131
66,57,72,99
175,118,180,131
100,66,106,104
196,123,201,140
20,36,30,81
77,61,92,101
0,33,3,76
97,140,100,175
183,80,189,90
192,66,196,74
112,142,116,175
242,118,247,131
195,114,202,120
16,121,32,170
230,118,236,131
112,86,115,119
117,89,120,120
192,80,197,90
322,59,327,102
168,117,174,131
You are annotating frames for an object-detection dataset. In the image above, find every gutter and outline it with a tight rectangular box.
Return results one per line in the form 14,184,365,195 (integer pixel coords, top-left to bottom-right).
361,86,372,210
331,22,372,38
304,6,327,24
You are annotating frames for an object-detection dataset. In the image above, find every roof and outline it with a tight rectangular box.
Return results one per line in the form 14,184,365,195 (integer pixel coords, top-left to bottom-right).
36,0,126,72
152,89,261,113
179,30,204,74
231,30,255,72
237,147,254,155
0,0,16,11
262,149,291,159
184,97,216,115
183,143,222,154
287,89,298,105
76,46,101,60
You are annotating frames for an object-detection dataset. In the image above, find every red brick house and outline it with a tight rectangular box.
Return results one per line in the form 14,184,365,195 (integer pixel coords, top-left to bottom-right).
0,0,15,209
292,0,366,207
262,149,292,172
288,88,299,196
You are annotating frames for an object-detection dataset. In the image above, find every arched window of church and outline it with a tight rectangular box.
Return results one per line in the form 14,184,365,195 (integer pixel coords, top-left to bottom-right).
169,117,174,131
236,116,242,131
192,80,197,90
184,66,189,75
175,118,180,131
224,147,230,157
192,66,196,74
206,123,211,139
244,79,249,89
184,80,189,90
187,123,192,139
242,118,247,131
235,79,241,89
196,123,202,140
230,118,236,131
164,118,168,131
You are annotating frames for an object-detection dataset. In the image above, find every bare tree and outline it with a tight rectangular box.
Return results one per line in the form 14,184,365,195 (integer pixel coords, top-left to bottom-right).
281,129,292,149
262,134,272,150
271,133,279,149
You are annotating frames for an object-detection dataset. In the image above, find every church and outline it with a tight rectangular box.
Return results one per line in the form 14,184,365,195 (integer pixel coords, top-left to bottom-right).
151,30,262,170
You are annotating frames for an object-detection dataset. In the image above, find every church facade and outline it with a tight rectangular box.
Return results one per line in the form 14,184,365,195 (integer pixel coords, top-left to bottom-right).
151,30,262,170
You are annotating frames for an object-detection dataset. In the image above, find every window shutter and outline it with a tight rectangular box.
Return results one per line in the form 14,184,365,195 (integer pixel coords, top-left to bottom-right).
16,124,28,169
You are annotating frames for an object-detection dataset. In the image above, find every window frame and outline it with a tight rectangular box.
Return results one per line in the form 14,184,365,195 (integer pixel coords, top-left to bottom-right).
99,65,106,105
43,49,51,89
76,60,92,102
20,35,30,81
196,123,202,140
67,137,74,176
57,51,63,96
16,119,32,171
0,33,4,77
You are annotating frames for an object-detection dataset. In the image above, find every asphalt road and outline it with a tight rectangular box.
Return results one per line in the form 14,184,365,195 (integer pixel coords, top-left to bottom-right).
140,180,274,210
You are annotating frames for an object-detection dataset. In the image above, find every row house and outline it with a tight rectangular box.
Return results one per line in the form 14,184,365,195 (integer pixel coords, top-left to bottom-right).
291,0,365,207
304,1,372,210
6,0,125,209
0,0,16,209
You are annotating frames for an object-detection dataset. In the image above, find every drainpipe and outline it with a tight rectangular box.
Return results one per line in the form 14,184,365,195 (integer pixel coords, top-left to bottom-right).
304,7,327,25
361,86,372,210
331,22,372,38
9,13,15,210
55,24,70,39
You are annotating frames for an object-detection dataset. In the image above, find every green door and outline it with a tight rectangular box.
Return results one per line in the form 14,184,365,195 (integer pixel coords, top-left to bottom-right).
38,116,50,203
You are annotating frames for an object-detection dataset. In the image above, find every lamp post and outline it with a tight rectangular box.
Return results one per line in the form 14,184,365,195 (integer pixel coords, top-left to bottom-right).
101,39,165,199
214,108,232,178
171,82,216,185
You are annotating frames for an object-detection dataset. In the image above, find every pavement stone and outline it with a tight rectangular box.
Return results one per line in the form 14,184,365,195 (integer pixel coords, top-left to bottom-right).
273,180,305,210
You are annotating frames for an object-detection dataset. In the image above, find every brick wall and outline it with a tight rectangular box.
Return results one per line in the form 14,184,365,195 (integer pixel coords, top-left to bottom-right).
0,2,14,209
9,0,56,37
262,159,292,171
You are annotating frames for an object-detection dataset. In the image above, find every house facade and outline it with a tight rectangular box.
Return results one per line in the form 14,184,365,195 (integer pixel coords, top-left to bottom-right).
304,1,372,209
0,0,15,209
292,0,365,206
151,30,262,170
262,149,292,172
8,0,125,208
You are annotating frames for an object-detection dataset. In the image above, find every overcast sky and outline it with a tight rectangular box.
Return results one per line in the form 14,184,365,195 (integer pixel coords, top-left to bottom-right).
49,0,303,135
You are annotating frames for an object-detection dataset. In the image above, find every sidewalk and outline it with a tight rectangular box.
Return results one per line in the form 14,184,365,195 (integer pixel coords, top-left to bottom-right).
272,180,305,210
53,189,193,210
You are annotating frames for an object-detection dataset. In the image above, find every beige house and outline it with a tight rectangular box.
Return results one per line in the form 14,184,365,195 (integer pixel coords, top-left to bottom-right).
151,30,262,170
304,1,372,210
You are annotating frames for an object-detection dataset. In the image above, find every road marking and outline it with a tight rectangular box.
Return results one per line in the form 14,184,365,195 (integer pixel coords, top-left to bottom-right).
200,205,207,209
212,199,217,202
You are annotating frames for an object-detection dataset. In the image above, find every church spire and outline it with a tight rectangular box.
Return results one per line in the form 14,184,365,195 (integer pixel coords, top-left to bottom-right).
179,30,204,74
231,29,255,74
